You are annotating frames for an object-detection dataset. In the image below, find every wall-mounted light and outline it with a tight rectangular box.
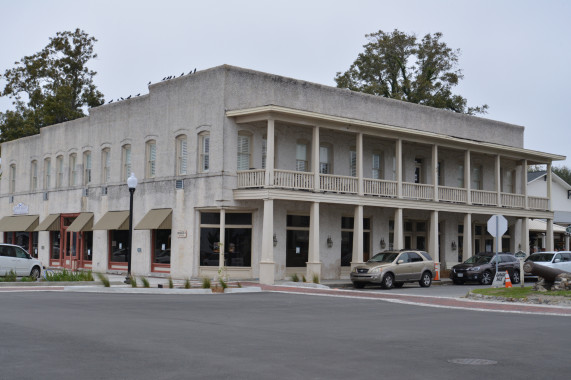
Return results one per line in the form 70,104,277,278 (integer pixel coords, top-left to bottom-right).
273,233,278,247
327,235,333,248
451,240,457,251
380,238,386,249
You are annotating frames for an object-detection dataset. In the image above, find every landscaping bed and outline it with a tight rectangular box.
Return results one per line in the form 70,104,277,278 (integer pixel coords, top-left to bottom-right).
468,287,571,306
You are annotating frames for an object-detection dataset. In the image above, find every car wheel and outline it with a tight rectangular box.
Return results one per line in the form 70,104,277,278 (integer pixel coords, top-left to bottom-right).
480,271,493,285
30,266,41,280
419,271,432,287
381,273,394,289
453,279,464,285
353,282,366,289
511,270,520,284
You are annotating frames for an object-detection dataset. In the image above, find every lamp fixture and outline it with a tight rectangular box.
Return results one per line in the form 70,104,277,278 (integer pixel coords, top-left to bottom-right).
273,233,278,247
327,235,333,248
451,240,457,251
380,238,386,249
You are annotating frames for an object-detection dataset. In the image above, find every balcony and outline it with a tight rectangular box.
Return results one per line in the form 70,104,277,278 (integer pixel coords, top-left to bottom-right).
236,170,550,211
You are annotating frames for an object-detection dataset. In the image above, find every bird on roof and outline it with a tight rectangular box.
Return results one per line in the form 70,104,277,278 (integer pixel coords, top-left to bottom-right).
193,68,196,73
148,81,151,85
120,97,124,100
126,95,131,99
162,77,166,81
136,93,140,96
180,72,184,77
109,99,113,104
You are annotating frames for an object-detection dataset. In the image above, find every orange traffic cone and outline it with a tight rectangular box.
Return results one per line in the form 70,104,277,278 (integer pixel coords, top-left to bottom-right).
504,270,512,288
434,263,440,281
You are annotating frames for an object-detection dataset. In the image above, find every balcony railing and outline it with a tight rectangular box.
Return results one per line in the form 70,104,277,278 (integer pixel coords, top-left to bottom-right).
236,169,549,211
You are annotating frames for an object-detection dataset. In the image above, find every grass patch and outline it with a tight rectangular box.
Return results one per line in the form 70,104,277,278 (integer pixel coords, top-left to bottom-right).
130,276,138,288
96,273,110,287
0,270,18,282
44,269,94,282
201,277,210,289
472,287,571,299
141,277,150,288
168,277,174,289
291,273,299,282
219,278,228,289
20,276,36,282
302,275,306,282
184,278,191,289
312,273,320,284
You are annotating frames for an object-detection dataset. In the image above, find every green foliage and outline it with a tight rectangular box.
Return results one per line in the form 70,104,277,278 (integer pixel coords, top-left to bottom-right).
553,166,571,186
20,276,35,282
291,273,299,282
96,272,110,287
219,278,228,289
168,277,174,289
472,287,571,298
3,270,17,282
312,274,320,284
43,269,94,282
141,277,150,288
335,29,488,115
130,276,138,288
201,277,211,289
185,278,192,289
302,275,307,282
237,282,242,288
0,28,104,143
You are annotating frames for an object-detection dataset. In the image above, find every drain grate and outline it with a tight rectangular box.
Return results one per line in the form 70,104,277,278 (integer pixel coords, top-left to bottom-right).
448,358,498,365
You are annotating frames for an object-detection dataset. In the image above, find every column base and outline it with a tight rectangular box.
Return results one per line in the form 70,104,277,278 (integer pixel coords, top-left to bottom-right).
259,262,276,285
306,262,322,282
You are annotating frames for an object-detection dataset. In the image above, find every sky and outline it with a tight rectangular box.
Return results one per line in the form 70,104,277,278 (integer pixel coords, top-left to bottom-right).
1,0,570,167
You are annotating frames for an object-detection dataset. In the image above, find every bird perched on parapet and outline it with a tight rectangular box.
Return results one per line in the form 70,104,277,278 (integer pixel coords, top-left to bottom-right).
120,97,124,100
108,100,113,104
162,77,166,81
148,81,151,85
126,95,131,99
136,93,140,96
180,72,184,77
193,68,196,73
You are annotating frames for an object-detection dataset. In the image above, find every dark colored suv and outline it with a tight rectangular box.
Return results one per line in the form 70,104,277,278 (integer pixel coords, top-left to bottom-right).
450,252,521,285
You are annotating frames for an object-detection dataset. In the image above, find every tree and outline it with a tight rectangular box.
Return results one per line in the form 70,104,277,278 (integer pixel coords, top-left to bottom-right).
528,165,571,186
0,29,104,143
335,29,488,115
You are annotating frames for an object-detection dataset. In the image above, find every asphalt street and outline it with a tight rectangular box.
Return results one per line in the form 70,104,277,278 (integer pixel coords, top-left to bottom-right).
0,291,569,380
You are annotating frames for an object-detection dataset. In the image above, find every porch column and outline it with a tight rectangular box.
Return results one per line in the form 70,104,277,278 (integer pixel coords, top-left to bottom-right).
265,119,275,187
546,218,554,251
496,155,502,207
463,213,472,260
394,208,403,250
565,234,570,251
522,159,528,209
313,126,320,192
351,205,364,269
219,208,225,270
432,144,438,202
259,199,275,284
357,133,364,196
396,139,402,199
547,162,553,211
521,217,530,256
429,210,439,263
465,150,471,205
307,202,322,280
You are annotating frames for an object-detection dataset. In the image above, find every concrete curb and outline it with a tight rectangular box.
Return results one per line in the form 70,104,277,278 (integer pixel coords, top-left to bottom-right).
224,287,262,293
64,286,214,294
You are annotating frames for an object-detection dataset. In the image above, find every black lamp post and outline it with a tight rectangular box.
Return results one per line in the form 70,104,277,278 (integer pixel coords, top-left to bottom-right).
125,172,138,284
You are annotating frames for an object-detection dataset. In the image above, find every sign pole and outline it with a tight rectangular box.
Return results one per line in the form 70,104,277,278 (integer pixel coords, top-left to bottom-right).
495,215,499,276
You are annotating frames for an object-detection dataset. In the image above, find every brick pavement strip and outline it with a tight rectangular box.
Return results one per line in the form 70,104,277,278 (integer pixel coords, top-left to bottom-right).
248,283,571,316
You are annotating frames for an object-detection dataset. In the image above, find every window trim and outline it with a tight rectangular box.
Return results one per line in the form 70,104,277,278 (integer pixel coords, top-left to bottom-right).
146,140,157,178
198,132,210,173
237,131,252,171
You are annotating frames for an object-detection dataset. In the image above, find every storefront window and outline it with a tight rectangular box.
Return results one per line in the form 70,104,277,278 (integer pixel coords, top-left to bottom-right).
83,232,93,261
199,212,252,267
50,231,61,259
109,230,129,263
4,232,37,256
153,229,171,265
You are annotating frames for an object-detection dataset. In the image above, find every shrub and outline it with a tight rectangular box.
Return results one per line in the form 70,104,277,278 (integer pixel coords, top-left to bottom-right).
168,277,174,289
219,278,228,289
291,273,299,282
312,273,320,284
141,277,150,288
237,282,242,288
96,272,110,287
130,276,138,288
4,270,17,282
20,276,35,282
184,278,191,289
44,269,94,282
202,277,211,289
302,275,307,282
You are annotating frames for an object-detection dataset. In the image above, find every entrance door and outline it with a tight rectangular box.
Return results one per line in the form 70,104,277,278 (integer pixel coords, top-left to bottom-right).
61,216,78,269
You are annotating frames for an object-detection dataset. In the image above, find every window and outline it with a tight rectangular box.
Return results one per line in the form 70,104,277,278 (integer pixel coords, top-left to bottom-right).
286,215,310,267
457,163,464,187
69,154,77,187
199,132,210,172
350,149,357,177
372,152,382,179
44,158,51,189
83,151,92,185
55,156,64,188
471,165,482,190
109,230,129,263
101,148,111,184
237,132,251,171
341,217,371,266
176,135,188,175
502,169,515,193
437,161,443,186
121,145,132,181
199,212,252,267
146,140,157,178
296,142,308,172
30,161,38,190
153,229,171,266
262,136,267,170
9,164,16,193
414,158,423,184
319,145,331,174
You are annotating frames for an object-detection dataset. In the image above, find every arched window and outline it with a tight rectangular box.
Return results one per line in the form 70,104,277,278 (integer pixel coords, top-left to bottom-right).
56,155,64,188
69,154,77,187
83,151,92,186
101,148,111,184
9,164,16,193
30,161,38,190
176,135,188,175
198,132,210,173
146,140,157,178
122,145,132,181
44,158,51,189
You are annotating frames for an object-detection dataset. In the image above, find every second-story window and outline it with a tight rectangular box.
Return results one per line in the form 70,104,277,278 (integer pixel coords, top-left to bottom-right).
502,169,515,193
457,163,464,188
319,145,330,174
146,140,157,178
414,158,423,184
296,142,308,172
350,149,357,177
30,160,38,190
102,148,111,184
199,132,210,173
471,165,482,190
83,151,92,186
372,153,382,180
44,158,51,189
237,133,251,171
56,155,64,188
122,145,132,181
9,164,16,193
176,135,188,175
262,136,267,170
69,154,77,187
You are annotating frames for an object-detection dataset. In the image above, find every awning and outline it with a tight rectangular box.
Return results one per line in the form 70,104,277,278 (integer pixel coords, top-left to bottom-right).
135,209,172,230
0,215,39,232
67,212,94,232
35,214,60,231
93,211,130,230
529,219,567,233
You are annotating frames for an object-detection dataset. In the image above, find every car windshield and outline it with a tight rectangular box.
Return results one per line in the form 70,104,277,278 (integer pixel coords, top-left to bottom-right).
368,252,399,263
463,255,492,264
526,253,554,262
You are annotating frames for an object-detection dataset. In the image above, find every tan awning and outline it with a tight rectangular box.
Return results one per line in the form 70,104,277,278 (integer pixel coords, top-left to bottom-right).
67,212,94,232
0,215,39,232
35,214,60,231
529,219,567,233
135,209,172,230
93,211,130,230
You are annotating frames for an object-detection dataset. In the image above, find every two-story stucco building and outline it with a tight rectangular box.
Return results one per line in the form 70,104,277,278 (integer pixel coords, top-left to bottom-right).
0,65,565,283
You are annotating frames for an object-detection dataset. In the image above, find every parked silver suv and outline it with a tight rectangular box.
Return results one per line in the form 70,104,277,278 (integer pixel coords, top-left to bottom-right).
350,250,435,289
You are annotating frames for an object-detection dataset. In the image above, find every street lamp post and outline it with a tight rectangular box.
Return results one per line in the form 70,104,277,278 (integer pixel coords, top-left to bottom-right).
125,173,138,284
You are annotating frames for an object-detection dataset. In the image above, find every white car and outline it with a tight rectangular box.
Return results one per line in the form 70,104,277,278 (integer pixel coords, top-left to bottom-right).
0,244,42,279
523,251,571,280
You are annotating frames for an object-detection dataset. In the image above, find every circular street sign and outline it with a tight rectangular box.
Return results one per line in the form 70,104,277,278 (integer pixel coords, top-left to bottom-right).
566,225,571,234
487,214,508,238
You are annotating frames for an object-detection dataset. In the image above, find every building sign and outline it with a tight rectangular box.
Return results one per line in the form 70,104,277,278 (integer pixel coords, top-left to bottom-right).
177,230,187,238
13,202,29,215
